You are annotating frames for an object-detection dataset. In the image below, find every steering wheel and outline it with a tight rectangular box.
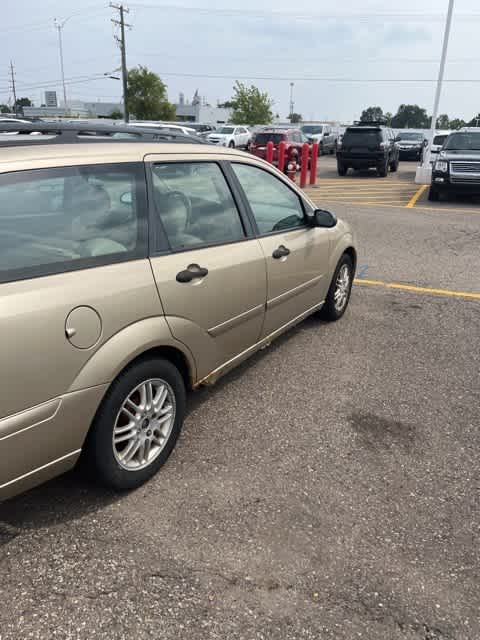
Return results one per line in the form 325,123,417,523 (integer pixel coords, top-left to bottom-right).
164,190,193,226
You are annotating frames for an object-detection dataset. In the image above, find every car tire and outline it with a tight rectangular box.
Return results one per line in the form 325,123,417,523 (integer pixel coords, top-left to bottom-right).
228,141,235,148
320,254,354,322
85,357,186,491
390,159,399,172
428,186,440,202
378,160,388,177
318,143,323,156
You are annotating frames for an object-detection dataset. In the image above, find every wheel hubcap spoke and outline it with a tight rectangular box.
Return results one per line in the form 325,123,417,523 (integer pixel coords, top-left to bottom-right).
334,265,351,311
112,377,176,471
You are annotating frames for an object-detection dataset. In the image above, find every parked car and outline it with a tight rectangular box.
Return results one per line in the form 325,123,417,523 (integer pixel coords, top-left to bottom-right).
182,123,216,139
301,124,338,155
0,121,356,500
127,122,198,136
429,131,451,165
336,123,399,177
429,128,480,201
206,125,250,148
250,128,310,171
395,131,426,161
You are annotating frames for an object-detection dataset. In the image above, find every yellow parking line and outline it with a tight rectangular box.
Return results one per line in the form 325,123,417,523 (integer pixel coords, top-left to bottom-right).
355,278,480,300
406,185,428,208
303,197,480,214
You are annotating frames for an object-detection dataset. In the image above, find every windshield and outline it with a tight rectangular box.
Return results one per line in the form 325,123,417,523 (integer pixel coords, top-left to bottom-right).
343,129,381,146
254,133,286,144
444,132,480,151
218,127,234,134
301,125,323,134
397,132,423,141
433,134,448,146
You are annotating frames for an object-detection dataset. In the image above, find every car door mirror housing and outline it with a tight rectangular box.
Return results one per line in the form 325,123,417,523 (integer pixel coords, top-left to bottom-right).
312,209,337,228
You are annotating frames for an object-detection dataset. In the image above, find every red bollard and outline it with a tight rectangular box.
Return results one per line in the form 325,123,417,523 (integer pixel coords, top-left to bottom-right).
287,161,296,182
300,143,309,188
310,142,319,186
277,140,286,173
266,141,274,164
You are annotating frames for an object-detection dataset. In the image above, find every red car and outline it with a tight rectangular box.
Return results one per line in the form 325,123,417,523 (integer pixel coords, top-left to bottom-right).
249,128,310,172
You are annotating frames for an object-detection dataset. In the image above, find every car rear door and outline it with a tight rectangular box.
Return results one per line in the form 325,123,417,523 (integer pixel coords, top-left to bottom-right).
230,161,331,338
146,156,267,382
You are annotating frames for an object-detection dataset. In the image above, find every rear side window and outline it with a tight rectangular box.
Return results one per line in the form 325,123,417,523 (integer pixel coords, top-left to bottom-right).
0,163,147,283
254,133,286,145
343,129,381,146
150,162,245,250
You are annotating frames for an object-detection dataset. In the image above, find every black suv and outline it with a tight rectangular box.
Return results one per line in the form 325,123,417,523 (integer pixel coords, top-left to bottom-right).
429,128,480,201
337,122,399,177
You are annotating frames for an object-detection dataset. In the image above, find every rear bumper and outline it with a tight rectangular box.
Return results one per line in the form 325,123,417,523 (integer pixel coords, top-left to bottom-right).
0,385,107,501
399,148,422,160
337,153,387,169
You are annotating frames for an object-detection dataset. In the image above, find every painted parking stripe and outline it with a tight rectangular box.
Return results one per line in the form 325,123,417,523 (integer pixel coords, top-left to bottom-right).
355,278,480,300
406,185,428,208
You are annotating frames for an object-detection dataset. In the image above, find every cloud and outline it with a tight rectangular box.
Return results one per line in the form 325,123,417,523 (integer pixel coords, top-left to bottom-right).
383,25,431,46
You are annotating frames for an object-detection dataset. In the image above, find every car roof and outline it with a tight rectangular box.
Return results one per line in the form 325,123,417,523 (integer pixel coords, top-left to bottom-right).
0,141,249,173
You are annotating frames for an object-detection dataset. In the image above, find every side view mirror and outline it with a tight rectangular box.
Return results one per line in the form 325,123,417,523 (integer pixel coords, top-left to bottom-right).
312,209,337,228
394,136,401,142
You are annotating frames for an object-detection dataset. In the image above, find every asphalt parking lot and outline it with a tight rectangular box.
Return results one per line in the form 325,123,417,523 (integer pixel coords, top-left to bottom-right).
0,163,479,640
305,156,480,214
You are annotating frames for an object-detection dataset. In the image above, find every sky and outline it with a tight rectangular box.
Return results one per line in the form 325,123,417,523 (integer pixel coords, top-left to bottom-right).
1,0,479,122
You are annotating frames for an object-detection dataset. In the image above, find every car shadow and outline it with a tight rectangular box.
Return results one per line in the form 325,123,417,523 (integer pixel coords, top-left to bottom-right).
0,314,324,531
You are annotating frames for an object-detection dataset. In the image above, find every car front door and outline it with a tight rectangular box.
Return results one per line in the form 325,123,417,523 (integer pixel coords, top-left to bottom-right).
230,162,331,338
146,158,267,381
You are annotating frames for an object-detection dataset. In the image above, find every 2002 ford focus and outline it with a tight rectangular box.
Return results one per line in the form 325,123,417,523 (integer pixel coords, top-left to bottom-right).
0,123,356,500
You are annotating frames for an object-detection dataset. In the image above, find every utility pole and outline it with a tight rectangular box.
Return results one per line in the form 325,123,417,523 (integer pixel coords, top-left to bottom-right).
289,82,294,120
10,61,18,117
54,18,70,114
111,4,131,122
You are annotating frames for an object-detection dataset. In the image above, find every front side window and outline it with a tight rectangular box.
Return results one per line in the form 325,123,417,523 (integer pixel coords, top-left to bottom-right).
232,163,305,234
151,162,245,250
0,163,146,282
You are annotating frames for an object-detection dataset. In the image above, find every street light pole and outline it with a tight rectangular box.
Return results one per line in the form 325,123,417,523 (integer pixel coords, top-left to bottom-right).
289,82,294,119
416,0,454,183
54,18,70,114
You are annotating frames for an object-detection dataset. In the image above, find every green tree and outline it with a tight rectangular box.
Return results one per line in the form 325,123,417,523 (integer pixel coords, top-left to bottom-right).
126,66,176,121
436,114,450,129
448,118,466,130
15,97,32,108
109,108,123,120
467,113,480,127
0,104,10,113
229,81,273,126
384,112,393,126
217,100,235,108
359,106,384,122
391,104,429,129
288,112,302,124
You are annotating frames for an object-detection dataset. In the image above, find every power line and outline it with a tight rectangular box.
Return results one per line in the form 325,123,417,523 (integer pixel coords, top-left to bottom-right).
111,3,131,122
133,71,480,83
127,3,480,22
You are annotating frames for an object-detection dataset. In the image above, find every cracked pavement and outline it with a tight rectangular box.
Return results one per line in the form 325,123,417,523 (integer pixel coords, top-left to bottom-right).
0,195,479,639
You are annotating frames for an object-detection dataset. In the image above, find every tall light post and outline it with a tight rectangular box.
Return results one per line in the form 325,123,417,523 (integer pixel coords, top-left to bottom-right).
289,82,295,120
416,0,455,183
54,17,72,114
